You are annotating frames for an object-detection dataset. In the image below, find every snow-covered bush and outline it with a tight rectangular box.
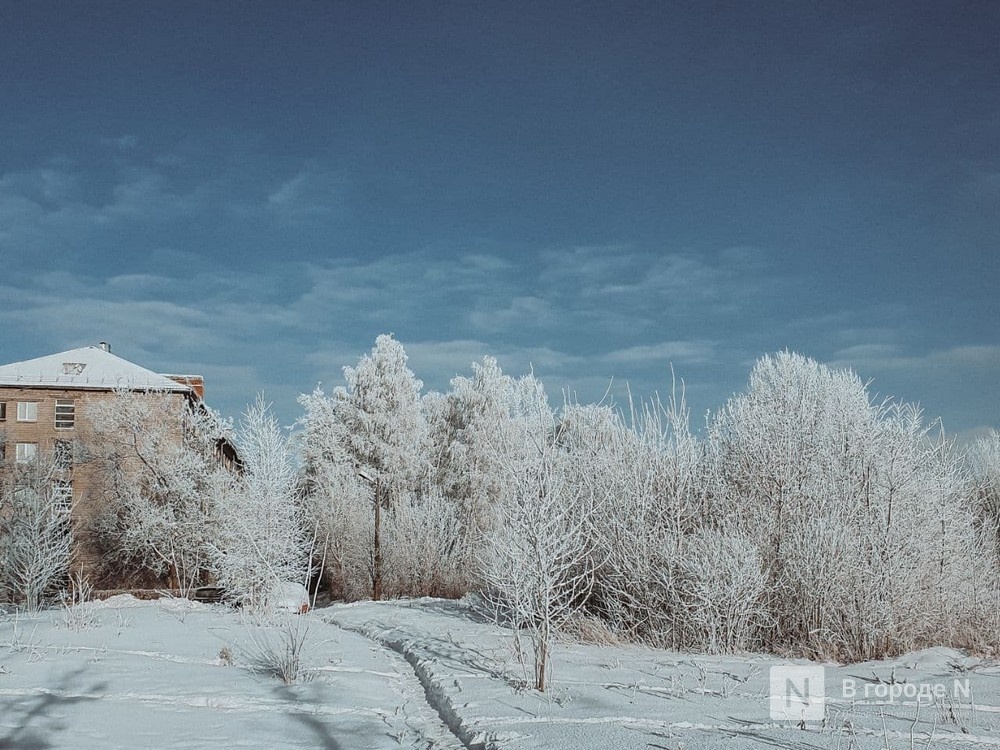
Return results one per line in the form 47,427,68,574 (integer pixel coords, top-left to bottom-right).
379,490,465,599
562,389,706,648
0,450,72,611
969,430,1000,559
673,527,768,653
477,400,595,692
706,351,975,660
211,397,310,612
959,430,1000,652
298,385,371,600
83,389,232,593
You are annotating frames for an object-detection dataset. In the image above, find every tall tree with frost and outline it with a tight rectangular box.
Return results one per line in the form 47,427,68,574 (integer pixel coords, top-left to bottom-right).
212,396,309,611
299,334,455,599
334,334,430,501
432,357,551,551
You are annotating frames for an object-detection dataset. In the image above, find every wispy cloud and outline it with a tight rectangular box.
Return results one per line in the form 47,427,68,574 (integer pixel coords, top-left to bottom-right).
831,343,1000,373
603,340,717,365
266,166,349,222
468,296,557,333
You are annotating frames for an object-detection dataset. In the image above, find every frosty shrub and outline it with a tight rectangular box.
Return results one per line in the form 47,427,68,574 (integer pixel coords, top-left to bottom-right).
379,490,465,598
0,451,72,611
298,386,371,600
562,387,707,649
969,430,1000,560
60,570,98,631
84,389,232,593
211,397,310,612
673,527,768,653
477,401,595,692
706,351,975,660
298,449,373,601
242,614,312,684
960,430,1000,652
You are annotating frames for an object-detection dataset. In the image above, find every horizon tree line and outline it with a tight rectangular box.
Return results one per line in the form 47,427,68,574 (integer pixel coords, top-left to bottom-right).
2,334,999,691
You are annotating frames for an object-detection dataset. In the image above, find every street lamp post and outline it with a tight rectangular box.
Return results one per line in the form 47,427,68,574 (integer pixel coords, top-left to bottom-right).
357,467,383,601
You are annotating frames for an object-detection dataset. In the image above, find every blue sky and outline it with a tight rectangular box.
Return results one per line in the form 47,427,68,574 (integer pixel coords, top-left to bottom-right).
1,2,997,438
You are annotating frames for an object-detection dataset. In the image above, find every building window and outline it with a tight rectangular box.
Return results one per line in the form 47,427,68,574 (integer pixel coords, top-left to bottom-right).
15,443,38,463
0,401,6,421
17,402,38,422
55,400,75,429
52,481,73,514
54,439,74,470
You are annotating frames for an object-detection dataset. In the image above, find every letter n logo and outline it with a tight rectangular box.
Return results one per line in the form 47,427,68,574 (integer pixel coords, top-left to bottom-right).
769,665,825,721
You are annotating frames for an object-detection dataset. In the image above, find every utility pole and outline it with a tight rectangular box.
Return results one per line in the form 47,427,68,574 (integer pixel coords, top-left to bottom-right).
373,476,382,601
357,466,383,602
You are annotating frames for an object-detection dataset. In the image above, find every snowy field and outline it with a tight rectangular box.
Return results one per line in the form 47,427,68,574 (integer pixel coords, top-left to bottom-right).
2,596,999,749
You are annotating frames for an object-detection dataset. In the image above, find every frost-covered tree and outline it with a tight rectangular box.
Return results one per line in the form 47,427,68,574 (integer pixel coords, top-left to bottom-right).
0,450,72,611
333,334,430,501
299,335,462,600
706,351,973,660
332,333,430,599
477,390,595,691
431,357,551,559
212,396,310,611
84,389,232,593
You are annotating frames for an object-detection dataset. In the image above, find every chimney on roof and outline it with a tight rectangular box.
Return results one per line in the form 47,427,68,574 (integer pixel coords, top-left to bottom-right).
165,374,205,400
98,341,111,353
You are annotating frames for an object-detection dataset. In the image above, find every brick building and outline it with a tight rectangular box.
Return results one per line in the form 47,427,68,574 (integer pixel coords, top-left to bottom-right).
0,343,236,584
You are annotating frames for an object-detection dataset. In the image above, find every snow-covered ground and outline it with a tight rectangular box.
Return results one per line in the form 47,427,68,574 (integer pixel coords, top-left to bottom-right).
2,596,998,749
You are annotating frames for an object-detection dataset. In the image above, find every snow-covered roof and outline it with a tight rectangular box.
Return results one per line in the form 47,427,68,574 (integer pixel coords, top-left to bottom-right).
0,346,193,393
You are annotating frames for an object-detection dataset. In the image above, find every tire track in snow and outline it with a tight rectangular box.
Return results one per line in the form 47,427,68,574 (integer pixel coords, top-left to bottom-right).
323,615,483,750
